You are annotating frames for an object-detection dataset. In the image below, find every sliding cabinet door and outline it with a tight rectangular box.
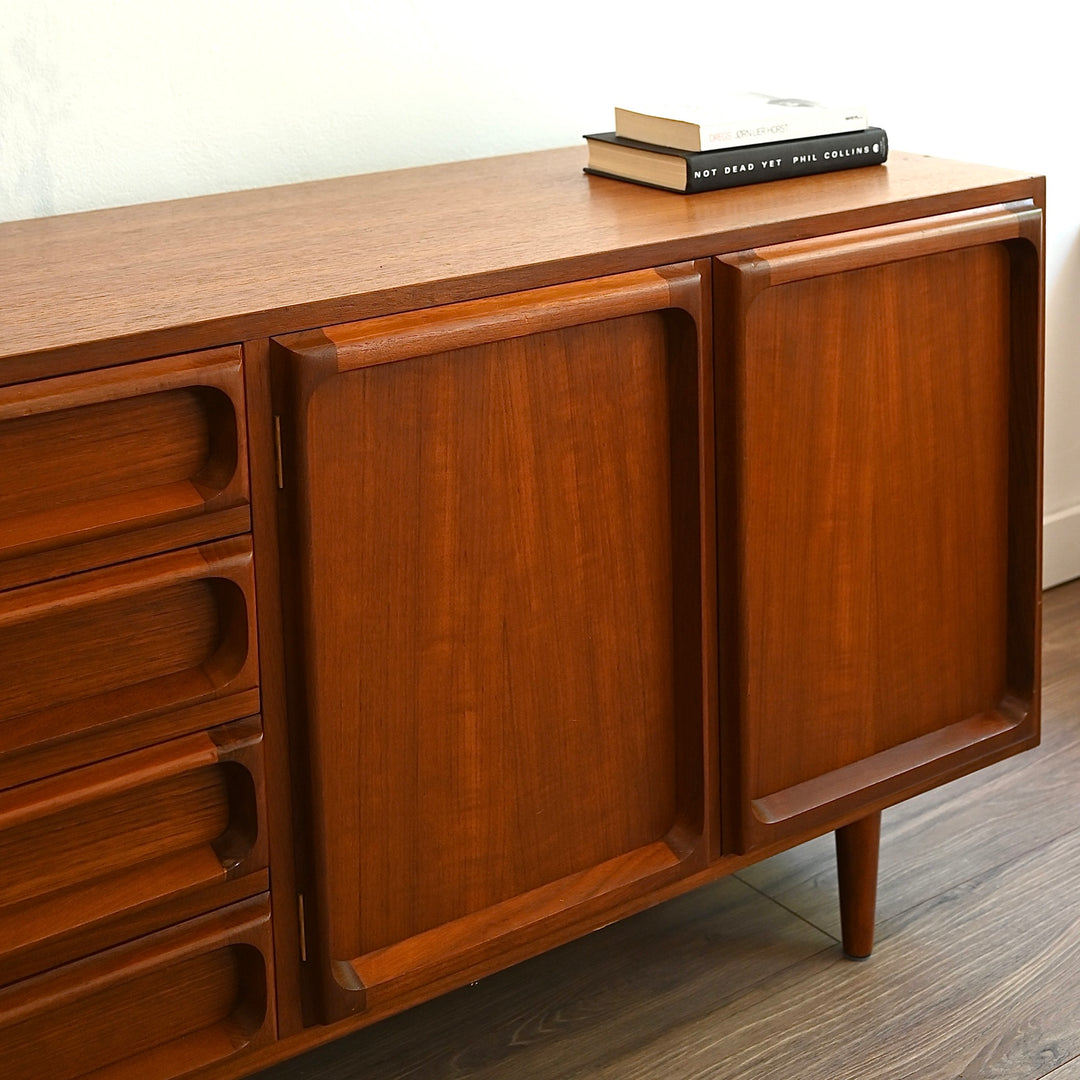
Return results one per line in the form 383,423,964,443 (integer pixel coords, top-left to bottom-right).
272,264,715,1020
716,205,1042,851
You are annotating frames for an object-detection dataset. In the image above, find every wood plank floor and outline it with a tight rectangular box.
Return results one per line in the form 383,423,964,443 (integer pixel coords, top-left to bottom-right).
260,579,1080,1080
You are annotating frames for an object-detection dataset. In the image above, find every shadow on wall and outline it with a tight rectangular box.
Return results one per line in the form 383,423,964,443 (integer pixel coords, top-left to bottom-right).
1043,227,1080,589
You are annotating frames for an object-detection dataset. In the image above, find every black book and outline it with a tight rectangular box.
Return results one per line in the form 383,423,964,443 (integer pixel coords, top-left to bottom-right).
583,127,888,193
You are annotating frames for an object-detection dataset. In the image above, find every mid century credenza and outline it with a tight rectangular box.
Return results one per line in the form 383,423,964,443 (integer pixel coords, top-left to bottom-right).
0,145,1043,1078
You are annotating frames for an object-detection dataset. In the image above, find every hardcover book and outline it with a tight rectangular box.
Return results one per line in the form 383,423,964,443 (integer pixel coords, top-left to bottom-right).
614,93,868,153
583,128,889,194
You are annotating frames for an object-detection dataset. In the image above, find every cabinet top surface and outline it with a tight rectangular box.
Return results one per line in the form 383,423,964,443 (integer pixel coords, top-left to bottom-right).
0,146,1043,373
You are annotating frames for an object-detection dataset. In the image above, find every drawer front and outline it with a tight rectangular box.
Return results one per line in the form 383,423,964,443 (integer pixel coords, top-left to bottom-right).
0,346,249,574
0,536,259,779
0,719,267,985
0,895,274,1080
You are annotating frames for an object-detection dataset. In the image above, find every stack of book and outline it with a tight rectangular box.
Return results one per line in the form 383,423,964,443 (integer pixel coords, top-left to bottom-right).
584,93,887,194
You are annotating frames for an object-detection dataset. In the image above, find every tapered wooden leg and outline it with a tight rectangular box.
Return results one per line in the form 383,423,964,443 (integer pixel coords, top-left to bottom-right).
835,810,881,959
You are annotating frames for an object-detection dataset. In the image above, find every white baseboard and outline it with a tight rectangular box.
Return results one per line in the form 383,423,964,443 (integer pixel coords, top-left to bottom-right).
1044,504,1080,588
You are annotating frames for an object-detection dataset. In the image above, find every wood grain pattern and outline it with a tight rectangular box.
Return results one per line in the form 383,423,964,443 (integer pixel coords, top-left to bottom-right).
242,337,308,1037
735,706,1080,942
251,876,836,1080
0,895,275,1080
275,267,713,1020
0,346,248,566
0,150,1042,381
716,209,1042,849
1046,1060,1080,1080
0,689,261,794
739,578,1079,939
736,202,1040,284
579,834,1080,1080
0,148,1049,1080
247,578,1080,1080
0,536,259,777
276,265,707,372
0,720,267,987
834,811,880,958
0,505,252,596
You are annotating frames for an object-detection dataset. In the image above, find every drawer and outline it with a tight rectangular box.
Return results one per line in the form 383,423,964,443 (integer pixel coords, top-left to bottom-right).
0,346,249,573
0,894,274,1080
0,536,259,783
0,719,267,985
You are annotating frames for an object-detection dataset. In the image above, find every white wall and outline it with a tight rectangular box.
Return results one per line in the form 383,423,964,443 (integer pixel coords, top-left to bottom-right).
3,0,1078,585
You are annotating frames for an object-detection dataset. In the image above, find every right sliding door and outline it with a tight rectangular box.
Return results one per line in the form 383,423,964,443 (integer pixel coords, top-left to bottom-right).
715,204,1043,851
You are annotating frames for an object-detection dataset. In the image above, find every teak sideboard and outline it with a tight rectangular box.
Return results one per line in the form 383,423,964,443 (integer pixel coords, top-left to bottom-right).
0,146,1044,1079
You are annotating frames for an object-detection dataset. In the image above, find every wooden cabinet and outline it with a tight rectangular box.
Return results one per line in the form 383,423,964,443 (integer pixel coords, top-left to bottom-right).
0,148,1044,1078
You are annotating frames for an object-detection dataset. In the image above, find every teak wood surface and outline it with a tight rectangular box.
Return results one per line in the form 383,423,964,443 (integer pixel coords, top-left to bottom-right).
249,579,1080,1080
0,148,1041,380
716,205,1042,850
0,344,251,593
0,719,267,984
0,146,1045,1080
273,265,715,1021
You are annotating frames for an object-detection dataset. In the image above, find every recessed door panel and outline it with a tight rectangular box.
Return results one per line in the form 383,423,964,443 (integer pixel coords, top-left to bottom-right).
715,206,1042,849
273,266,714,1019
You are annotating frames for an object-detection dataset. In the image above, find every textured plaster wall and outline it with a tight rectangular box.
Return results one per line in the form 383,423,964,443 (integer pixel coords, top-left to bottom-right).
2,0,1078,583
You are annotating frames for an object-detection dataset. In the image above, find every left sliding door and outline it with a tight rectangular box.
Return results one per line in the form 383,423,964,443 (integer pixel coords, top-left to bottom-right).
271,264,715,1022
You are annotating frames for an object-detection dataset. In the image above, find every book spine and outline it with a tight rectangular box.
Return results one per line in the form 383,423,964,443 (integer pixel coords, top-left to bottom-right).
685,128,888,193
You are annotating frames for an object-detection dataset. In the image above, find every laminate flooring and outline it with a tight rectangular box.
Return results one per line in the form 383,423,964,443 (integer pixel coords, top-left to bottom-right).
262,579,1080,1080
